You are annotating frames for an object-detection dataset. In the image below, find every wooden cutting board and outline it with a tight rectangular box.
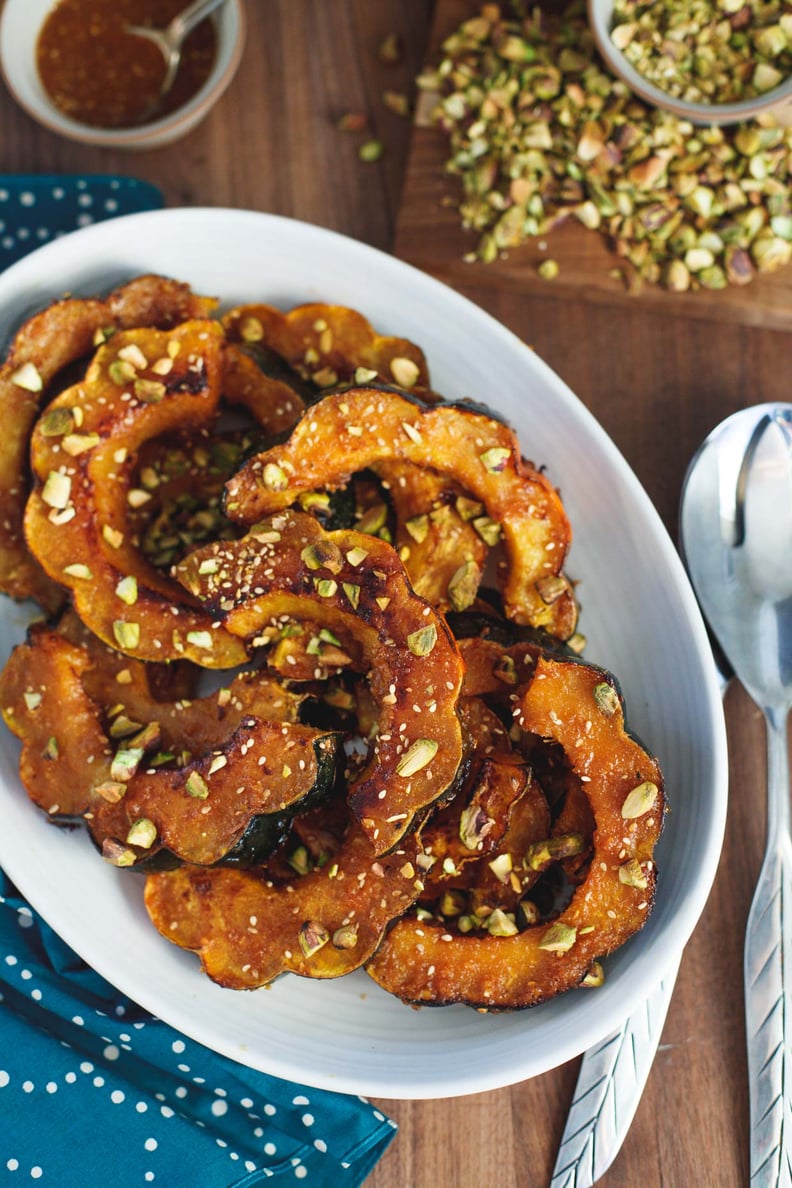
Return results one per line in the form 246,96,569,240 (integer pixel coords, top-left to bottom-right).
394,0,792,333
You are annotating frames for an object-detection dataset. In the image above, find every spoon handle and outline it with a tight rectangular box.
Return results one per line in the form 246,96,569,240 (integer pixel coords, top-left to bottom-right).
745,707,792,1186
172,0,227,42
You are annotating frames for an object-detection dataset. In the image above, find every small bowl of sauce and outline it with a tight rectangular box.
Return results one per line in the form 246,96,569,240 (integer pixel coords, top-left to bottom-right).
0,0,245,148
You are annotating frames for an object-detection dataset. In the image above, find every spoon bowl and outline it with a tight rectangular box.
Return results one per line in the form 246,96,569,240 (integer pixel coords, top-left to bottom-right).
126,0,229,109
680,403,792,1185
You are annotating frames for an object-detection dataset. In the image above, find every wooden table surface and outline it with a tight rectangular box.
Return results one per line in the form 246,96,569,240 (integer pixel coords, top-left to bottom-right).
0,2,788,1185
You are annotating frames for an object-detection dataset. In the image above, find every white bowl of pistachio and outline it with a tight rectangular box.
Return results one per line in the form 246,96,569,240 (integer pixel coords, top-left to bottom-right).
588,0,792,125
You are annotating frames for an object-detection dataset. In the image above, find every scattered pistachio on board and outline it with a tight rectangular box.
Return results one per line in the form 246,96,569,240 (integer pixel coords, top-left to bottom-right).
612,0,792,105
417,1,792,291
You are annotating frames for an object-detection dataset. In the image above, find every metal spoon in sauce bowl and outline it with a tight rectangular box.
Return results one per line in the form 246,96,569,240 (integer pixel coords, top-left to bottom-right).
125,0,229,107
680,404,792,1187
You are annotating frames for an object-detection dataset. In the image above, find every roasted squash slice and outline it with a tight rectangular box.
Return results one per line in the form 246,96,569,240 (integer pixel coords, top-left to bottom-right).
144,820,422,988
24,319,250,668
0,622,340,869
366,652,664,1009
222,302,430,393
224,388,577,638
221,343,305,436
0,275,214,608
174,509,465,853
378,461,488,611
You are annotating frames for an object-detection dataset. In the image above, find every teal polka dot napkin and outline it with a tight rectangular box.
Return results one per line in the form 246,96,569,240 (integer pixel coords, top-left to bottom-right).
0,174,164,268
0,180,397,1185
0,873,395,1185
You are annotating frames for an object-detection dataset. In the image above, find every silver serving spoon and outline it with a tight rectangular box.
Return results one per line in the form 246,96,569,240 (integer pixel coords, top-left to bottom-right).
680,404,792,1187
125,0,228,104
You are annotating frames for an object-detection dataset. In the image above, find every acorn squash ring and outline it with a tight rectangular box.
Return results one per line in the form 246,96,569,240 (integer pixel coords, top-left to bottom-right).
365,651,665,1009
174,509,466,853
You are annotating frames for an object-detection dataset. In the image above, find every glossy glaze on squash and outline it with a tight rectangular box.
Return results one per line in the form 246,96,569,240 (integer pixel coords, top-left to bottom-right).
224,387,577,638
0,275,214,608
144,821,422,988
174,509,465,853
222,302,430,393
366,652,664,1009
0,622,340,868
24,319,250,668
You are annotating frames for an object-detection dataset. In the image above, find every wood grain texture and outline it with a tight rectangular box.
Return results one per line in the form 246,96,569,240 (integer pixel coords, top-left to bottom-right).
395,0,792,333
0,2,783,1185
371,2,789,1185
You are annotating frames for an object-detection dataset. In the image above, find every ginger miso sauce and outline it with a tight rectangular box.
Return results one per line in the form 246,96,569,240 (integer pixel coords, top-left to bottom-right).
36,0,217,128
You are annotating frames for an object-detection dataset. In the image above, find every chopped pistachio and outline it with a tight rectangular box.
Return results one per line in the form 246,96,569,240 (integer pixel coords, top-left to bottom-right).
538,921,577,952
41,471,71,510
485,907,519,936
239,316,264,343
472,515,502,546
593,681,620,717
619,857,649,888
479,447,510,474
109,714,143,740
538,258,559,280
383,90,410,117
455,495,484,521
359,139,384,163
63,563,92,580
447,559,480,611
61,432,100,456
404,514,429,543
536,574,568,604
288,846,312,875
102,524,124,549
134,378,166,404
342,581,361,609
298,920,330,958
110,746,144,782
126,818,157,849
487,852,513,883
301,541,343,573
261,462,288,492
378,31,402,64
186,631,213,650
11,362,42,392
39,408,75,437
396,738,438,777
115,575,138,606
23,691,42,711
315,578,337,598
407,624,437,656
108,359,135,386
346,545,369,566
332,923,359,949
581,960,605,987
525,833,585,871
354,366,378,384
391,357,420,388
42,735,59,760
185,771,210,799
94,780,127,804
337,111,367,132
621,780,659,818
459,803,494,850
356,504,387,535
102,838,136,867
113,620,140,650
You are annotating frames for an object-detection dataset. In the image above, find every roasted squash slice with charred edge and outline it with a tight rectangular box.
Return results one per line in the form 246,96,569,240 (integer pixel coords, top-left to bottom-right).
24,319,252,668
0,622,341,869
223,388,577,639
0,275,215,609
174,509,465,853
365,652,664,1009
144,822,422,988
222,302,430,394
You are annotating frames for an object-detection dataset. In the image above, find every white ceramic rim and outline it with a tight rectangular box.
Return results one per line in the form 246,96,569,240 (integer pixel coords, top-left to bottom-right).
0,0,246,148
587,0,792,126
0,208,729,1098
